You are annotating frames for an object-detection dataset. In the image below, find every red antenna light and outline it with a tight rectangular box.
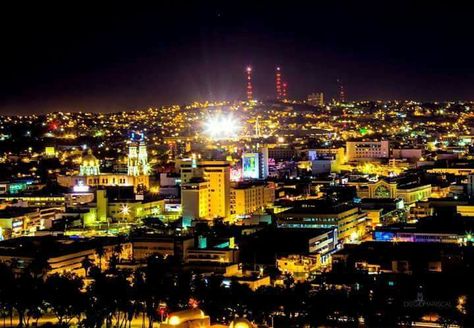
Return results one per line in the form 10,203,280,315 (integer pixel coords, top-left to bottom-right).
275,66,282,100
246,66,253,101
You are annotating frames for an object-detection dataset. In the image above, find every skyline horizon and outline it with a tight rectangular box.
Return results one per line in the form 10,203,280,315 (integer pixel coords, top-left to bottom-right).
2,2,474,115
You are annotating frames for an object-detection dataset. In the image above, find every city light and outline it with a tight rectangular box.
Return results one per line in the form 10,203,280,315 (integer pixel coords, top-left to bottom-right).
1,3,473,327
120,204,130,216
203,114,241,139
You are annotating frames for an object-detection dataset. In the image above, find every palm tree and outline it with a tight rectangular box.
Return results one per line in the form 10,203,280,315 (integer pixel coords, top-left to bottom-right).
95,245,105,271
28,254,51,279
113,244,123,257
0,263,15,328
44,273,85,327
81,257,93,277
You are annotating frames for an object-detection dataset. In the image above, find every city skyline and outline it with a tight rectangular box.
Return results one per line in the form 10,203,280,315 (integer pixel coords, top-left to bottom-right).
2,2,474,327
2,1,474,114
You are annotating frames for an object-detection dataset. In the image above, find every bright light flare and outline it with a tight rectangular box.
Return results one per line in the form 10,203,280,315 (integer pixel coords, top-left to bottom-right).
204,114,241,139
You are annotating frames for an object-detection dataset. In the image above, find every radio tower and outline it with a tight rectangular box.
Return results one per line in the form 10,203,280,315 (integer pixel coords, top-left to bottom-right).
246,66,253,101
337,78,345,103
282,81,288,99
275,67,282,100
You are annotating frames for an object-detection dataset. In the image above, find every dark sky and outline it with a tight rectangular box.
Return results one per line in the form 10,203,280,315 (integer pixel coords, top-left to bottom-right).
1,1,474,114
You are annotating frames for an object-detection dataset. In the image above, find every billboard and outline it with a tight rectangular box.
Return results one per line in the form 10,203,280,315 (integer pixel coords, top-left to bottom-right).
230,167,243,182
242,153,259,179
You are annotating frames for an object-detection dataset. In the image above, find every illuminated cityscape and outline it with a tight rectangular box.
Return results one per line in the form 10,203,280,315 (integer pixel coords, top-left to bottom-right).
1,2,474,328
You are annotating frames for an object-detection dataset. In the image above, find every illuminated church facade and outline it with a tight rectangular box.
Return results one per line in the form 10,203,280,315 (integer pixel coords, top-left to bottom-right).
58,137,150,193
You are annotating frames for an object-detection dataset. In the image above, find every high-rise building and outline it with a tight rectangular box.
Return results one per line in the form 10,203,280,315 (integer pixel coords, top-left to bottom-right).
242,147,268,180
181,178,210,220
180,159,231,220
307,92,324,106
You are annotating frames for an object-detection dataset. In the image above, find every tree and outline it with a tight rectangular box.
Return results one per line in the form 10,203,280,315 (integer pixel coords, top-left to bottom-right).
12,271,44,327
28,254,51,279
0,263,15,328
44,273,86,327
84,271,132,328
95,245,105,271
81,256,94,277
113,244,124,257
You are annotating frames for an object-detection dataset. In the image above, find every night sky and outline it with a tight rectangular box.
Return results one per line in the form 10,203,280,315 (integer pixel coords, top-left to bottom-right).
1,1,474,114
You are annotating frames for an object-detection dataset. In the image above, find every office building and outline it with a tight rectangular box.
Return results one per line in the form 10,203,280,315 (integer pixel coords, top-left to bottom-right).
229,181,275,219
180,159,231,221
346,140,389,161
276,201,368,243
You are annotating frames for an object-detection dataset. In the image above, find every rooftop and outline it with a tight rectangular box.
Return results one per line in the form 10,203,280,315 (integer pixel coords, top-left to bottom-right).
278,200,357,215
0,236,122,258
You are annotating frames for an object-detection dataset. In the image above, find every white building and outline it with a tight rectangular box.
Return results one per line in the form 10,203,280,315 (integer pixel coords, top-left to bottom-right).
346,140,389,161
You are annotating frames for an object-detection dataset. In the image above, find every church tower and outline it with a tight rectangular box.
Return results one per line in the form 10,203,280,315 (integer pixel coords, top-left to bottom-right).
138,137,149,175
127,142,139,176
128,133,149,176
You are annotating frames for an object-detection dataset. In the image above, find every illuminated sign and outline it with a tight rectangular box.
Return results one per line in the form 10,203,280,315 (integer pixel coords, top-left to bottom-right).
230,167,243,182
374,231,395,241
242,153,259,179
9,183,27,194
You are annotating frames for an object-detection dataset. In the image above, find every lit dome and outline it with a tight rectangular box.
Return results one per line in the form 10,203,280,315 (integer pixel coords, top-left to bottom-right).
229,318,253,328
80,149,100,176
166,308,206,325
82,149,99,165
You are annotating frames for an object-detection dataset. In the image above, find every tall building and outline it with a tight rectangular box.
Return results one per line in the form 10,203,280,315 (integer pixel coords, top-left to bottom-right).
181,178,210,220
242,147,269,180
307,92,324,106
180,159,231,221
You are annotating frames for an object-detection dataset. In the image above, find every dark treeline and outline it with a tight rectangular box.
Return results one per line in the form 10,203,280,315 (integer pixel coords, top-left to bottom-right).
0,253,473,328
